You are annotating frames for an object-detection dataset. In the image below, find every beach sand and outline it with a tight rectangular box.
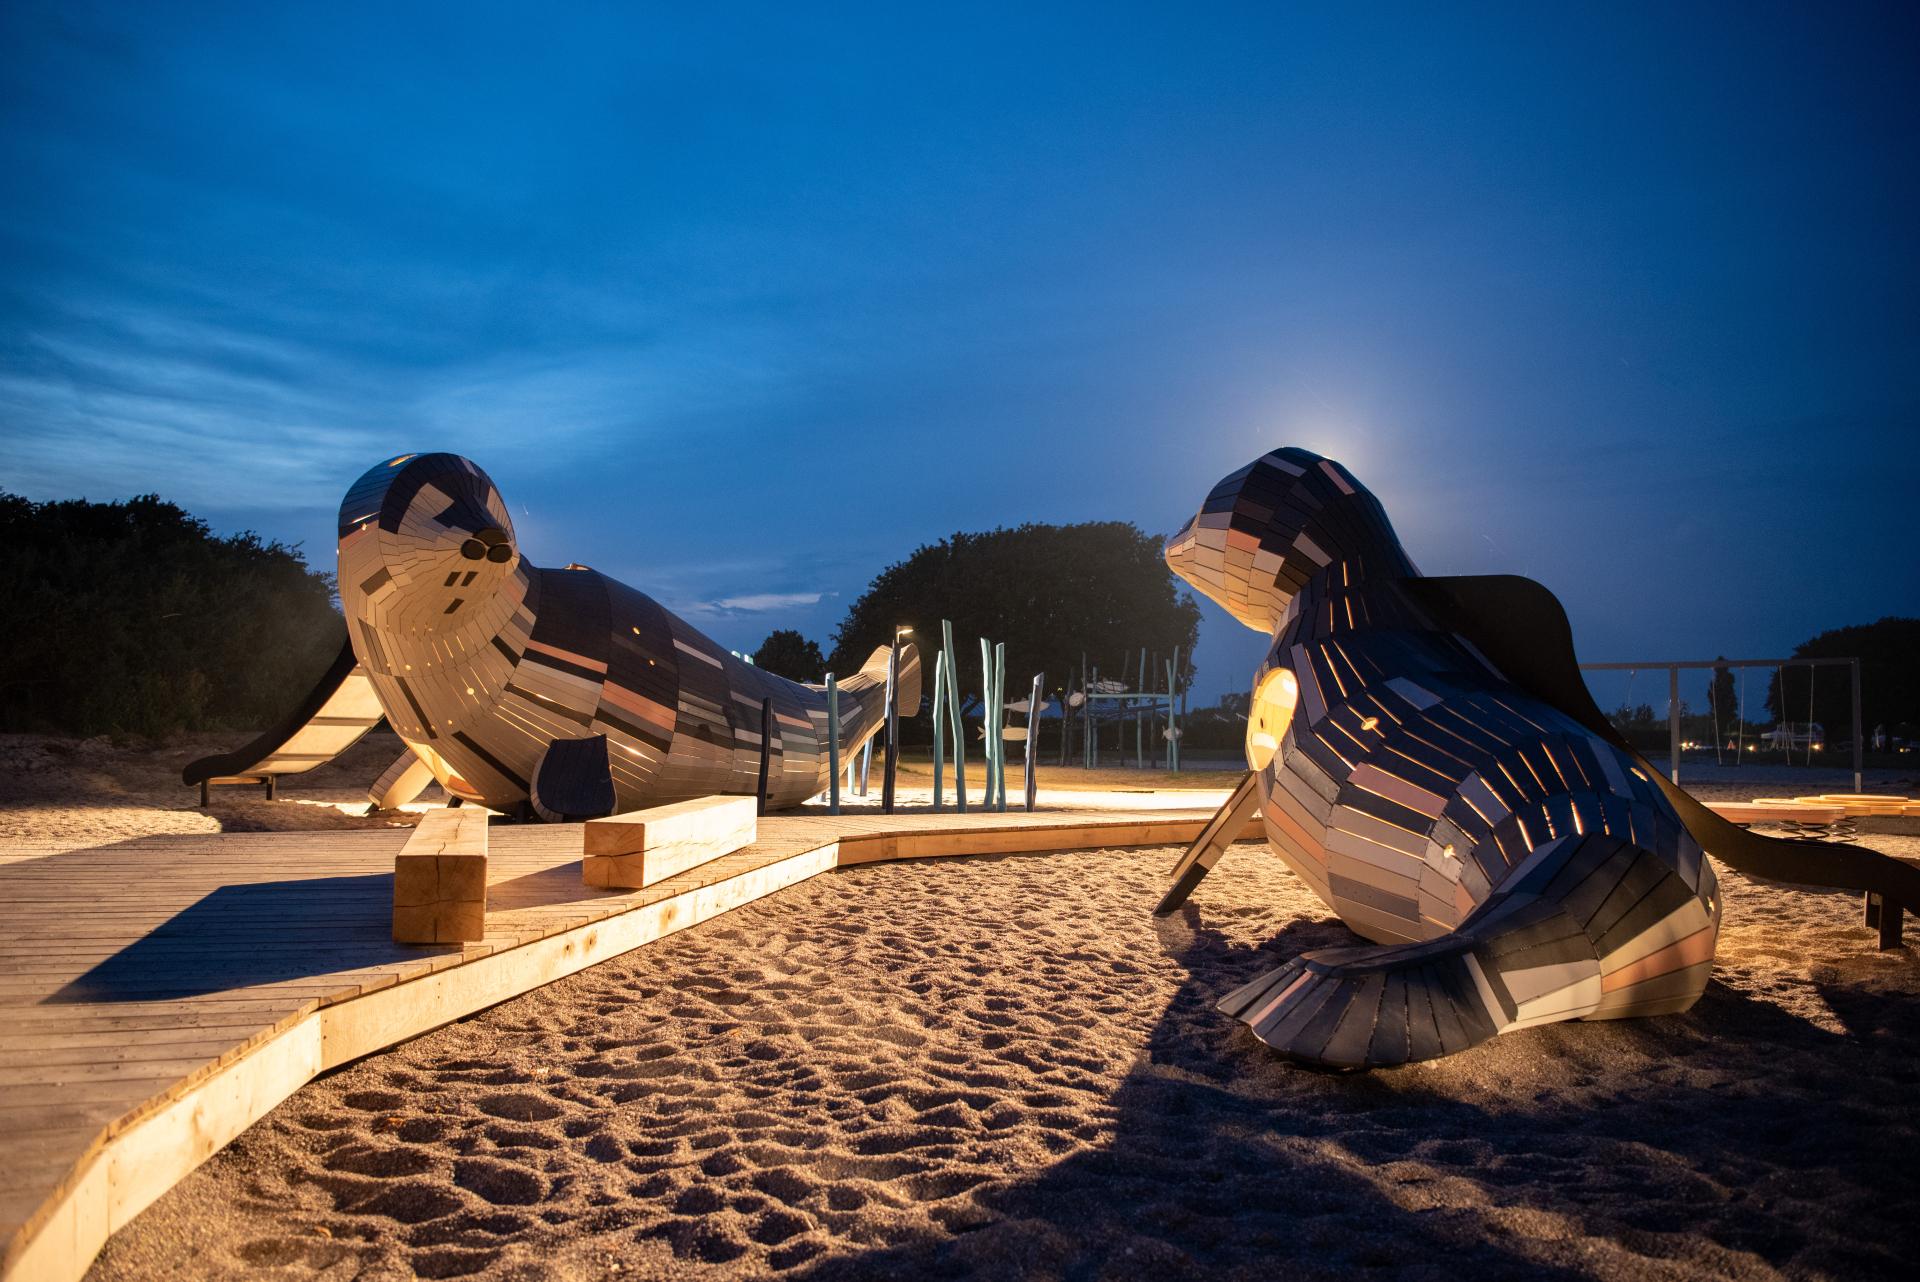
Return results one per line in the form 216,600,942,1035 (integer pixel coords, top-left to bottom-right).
4,736,1916,1280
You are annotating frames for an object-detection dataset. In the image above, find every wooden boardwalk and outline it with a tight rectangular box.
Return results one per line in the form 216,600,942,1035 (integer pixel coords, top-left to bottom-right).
0,805,1237,1282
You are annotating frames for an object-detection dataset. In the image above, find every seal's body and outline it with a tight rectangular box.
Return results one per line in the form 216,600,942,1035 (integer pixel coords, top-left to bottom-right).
335,453,913,813
1165,448,1720,1067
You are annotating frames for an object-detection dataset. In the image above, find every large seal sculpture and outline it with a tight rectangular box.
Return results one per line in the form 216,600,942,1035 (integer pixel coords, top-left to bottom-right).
1154,446,1918,1069
188,452,916,816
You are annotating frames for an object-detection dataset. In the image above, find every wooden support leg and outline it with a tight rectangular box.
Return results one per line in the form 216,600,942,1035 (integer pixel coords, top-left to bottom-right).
1876,895,1904,950
199,780,210,807
1864,892,1881,931
264,776,277,801
393,808,490,943
1154,770,1262,916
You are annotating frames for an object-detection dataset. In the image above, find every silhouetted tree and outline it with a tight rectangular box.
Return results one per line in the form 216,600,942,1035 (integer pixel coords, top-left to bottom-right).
0,493,343,735
1707,660,1737,729
1765,617,1920,745
752,629,825,683
827,522,1202,714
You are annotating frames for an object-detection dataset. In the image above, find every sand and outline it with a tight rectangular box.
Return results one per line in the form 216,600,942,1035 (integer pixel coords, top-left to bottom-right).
3,736,1916,1280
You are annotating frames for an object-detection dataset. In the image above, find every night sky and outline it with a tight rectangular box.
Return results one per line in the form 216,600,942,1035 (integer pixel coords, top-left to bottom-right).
3,2,1915,706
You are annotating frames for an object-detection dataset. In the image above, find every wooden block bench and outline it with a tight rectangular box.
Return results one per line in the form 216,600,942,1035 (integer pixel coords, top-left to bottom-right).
392,806,490,943
583,796,758,890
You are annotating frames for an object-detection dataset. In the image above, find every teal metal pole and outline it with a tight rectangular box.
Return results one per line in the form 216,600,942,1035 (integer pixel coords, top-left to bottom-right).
1165,653,1178,772
993,640,1007,810
930,649,946,812
980,637,995,809
1172,644,1182,772
942,620,967,813
826,672,841,815
1024,671,1042,812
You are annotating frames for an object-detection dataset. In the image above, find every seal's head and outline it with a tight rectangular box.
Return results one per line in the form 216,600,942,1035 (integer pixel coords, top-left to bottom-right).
1165,446,1415,634
336,453,519,629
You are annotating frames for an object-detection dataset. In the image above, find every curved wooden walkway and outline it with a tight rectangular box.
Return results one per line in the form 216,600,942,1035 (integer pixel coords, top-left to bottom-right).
0,806,1245,1282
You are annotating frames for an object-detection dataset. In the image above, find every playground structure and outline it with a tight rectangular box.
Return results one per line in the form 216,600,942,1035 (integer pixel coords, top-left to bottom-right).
1061,644,1191,771
1154,445,1920,1069
1580,655,1864,790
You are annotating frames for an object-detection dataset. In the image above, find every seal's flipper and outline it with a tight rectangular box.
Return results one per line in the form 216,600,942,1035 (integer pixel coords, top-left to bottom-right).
1224,832,1718,1068
183,635,386,797
1155,771,1261,915
1407,574,1920,936
368,749,435,812
530,734,616,823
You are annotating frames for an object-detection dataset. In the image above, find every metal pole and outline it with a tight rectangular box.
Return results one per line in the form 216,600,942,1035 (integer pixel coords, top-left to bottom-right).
1167,671,1182,771
1166,657,1177,772
930,650,946,812
1137,646,1146,769
1852,656,1864,793
826,672,840,815
1668,666,1681,786
756,698,773,816
881,633,900,814
942,620,967,813
994,641,1007,811
1025,672,1042,812
1171,645,1182,772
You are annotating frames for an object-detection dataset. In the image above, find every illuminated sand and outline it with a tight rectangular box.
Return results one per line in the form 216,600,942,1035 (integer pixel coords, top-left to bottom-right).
90,842,1920,1282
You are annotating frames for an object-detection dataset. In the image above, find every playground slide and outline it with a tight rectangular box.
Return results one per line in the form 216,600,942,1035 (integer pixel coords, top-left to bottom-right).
181,638,387,794
1406,575,1920,930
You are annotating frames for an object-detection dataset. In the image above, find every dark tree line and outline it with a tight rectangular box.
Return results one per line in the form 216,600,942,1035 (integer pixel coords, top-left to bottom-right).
0,493,344,736
1765,617,1919,740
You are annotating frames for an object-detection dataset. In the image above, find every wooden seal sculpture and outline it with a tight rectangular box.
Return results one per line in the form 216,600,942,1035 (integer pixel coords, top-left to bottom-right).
1155,446,1919,1068
193,452,917,815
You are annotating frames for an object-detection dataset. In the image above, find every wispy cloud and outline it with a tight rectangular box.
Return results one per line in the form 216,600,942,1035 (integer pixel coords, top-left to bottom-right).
678,590,827,618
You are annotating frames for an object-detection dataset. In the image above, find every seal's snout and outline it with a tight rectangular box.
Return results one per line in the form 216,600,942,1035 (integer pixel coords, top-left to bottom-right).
460,526,513,564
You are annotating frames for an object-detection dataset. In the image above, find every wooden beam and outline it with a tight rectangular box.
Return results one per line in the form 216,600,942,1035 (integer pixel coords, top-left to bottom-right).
582,796,757,890
391,808,489,943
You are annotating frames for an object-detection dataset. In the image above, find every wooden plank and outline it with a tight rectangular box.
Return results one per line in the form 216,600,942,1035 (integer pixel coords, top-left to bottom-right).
392,808,489,943
582,796,758,889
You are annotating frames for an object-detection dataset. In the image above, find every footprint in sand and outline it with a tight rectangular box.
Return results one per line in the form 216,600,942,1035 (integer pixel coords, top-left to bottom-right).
473,1091,564,1122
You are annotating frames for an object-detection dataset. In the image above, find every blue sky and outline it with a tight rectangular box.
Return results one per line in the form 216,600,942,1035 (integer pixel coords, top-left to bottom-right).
2,2,1915,706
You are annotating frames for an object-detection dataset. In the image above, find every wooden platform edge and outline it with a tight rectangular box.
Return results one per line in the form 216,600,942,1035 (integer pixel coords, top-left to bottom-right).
0,842,840,1282
834,811,1265,866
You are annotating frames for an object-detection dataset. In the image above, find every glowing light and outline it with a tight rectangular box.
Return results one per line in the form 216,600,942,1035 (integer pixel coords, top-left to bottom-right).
1245,668,1300,770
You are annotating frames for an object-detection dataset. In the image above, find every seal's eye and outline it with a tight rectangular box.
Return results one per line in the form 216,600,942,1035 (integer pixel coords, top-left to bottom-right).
460,539,486,560
486,544,513,564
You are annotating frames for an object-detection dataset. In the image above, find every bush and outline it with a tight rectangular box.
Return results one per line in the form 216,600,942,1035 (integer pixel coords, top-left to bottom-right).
0,493,345,736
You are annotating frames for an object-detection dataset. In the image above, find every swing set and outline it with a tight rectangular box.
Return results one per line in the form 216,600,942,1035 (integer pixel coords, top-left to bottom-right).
1578,656,1864,789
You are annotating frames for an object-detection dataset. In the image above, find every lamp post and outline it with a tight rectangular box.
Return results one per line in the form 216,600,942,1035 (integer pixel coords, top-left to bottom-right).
882,625,910,813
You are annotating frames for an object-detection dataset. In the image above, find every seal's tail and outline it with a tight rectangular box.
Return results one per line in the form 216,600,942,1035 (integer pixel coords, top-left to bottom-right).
833,641,922,753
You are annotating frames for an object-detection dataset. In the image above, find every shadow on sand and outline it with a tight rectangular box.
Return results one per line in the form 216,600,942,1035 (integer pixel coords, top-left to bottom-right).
791,899,1920,1281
